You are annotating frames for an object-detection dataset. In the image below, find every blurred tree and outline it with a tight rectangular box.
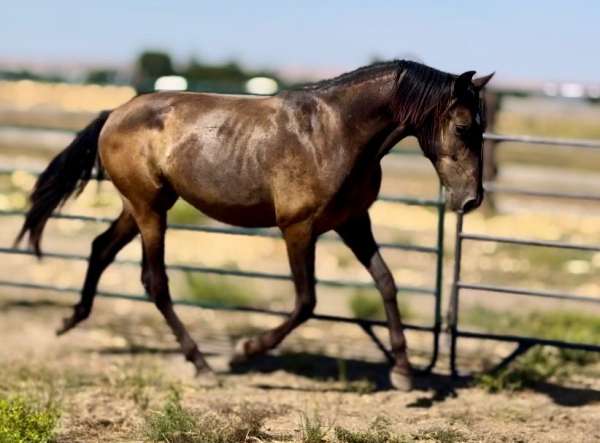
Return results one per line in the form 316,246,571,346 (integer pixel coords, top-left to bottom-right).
85,68,118,84
183,58,247,83
136,51,175,79
0,69,63,82
131,50,283,93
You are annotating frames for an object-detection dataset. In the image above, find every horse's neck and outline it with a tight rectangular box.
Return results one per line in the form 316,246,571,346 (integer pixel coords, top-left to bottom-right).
325,73,409,159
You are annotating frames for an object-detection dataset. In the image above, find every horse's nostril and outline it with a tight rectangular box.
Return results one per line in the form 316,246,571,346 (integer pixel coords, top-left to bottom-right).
461,197,478,213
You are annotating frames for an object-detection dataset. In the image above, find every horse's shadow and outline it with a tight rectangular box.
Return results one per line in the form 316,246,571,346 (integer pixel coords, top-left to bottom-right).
229,351,466,406
4,298,597,409
228,351,600,408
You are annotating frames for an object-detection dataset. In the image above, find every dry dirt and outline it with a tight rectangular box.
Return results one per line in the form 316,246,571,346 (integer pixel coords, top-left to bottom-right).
1,289,599,443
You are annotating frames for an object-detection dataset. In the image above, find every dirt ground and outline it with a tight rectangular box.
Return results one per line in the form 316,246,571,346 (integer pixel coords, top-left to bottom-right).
1,289,599,443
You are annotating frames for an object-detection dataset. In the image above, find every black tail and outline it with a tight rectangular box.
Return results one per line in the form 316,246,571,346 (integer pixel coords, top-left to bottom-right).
15,110,112,257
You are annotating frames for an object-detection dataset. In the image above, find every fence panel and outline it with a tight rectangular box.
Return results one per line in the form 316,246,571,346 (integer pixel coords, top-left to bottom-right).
449,133,600,375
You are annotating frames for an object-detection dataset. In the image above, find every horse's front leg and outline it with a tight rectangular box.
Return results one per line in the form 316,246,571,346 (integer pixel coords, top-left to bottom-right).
336,212,413,391
232,221,316,361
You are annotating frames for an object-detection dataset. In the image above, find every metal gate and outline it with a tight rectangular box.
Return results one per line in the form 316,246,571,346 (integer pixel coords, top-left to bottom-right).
449,133,600,374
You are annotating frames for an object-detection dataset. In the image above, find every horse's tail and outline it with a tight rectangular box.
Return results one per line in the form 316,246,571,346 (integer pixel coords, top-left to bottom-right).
15,110,112,257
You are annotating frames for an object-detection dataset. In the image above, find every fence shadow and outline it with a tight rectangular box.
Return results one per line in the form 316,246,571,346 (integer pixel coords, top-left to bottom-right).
0,298,69,310
530,382,600,407
229,351,600,407
229,351,465,399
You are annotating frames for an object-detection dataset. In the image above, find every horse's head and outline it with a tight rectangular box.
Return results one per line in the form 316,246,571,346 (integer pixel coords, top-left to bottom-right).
416,71,494,213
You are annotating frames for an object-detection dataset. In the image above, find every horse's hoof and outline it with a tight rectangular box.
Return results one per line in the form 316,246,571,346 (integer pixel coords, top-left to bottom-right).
229,338,250,365
390,367,413,392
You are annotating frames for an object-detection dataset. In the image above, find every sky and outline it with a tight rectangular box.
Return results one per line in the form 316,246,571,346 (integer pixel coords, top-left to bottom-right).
4,1,600,82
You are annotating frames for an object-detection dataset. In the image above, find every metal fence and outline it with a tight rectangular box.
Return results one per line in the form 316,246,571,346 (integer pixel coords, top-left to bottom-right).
449,133,600,375
0,141,447,372
3,123,600,375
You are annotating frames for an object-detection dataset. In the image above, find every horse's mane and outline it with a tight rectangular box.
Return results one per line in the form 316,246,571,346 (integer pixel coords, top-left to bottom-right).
300,60,403,91
300,60,455,127
391,61,454,126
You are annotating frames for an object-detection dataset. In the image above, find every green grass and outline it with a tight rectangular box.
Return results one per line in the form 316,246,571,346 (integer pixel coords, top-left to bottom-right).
185,273,258,308
411,426,466,443
348,290,412,321
476,348,559,393
168,200,208,225
464,306,600,360
144,389,197,443
300,411,327,443
465,306,600,391
0,395,60,443
144,389,282,443
110,364,166,411
349,290,385,320
334,417,409,443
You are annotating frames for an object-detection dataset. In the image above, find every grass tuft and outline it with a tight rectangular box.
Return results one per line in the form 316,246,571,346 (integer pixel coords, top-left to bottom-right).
300,411,327,443
0,395,60,443
168,200,208,225
185,273,258,308
144,388,283,442
348,290,412,321
335,416,408,443
349,290,384,320
476,348,562,393
466,306,600,391
412,426,465,443
144,389,197,443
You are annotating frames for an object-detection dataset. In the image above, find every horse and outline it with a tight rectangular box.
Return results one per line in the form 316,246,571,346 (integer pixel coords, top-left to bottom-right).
16,60,492,390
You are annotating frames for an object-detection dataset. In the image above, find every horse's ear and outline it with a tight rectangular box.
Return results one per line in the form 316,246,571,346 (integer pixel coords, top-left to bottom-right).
473,72,495,90
453,71,476,97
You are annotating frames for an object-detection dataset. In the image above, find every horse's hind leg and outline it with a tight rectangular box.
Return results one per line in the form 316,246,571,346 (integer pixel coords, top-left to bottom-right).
132,203,212,374
335,212,413,391
232,221,316,361
57,209,138,335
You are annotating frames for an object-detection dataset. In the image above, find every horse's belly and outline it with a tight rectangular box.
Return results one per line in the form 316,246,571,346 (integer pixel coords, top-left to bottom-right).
186,197,276,227
167,166,277,227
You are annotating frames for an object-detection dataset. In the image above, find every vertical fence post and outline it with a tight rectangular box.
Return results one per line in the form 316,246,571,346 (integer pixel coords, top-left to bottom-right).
425,182,446,372
448,211,464,376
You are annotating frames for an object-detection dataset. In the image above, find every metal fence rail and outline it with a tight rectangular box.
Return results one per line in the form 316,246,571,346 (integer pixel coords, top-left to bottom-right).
4,124,600,375
0,164,446,371
449,133,600,375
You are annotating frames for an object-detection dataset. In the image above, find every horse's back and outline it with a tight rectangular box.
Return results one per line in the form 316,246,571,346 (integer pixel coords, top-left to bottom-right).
99,91,285,226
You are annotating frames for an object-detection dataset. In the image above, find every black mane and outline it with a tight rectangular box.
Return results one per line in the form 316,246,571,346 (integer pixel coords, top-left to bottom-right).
300,60,403,91
391,60,454,127
300,60,455,127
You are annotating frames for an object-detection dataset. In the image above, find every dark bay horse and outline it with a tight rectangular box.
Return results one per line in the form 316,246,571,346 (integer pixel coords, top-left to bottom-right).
16,60,492,390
